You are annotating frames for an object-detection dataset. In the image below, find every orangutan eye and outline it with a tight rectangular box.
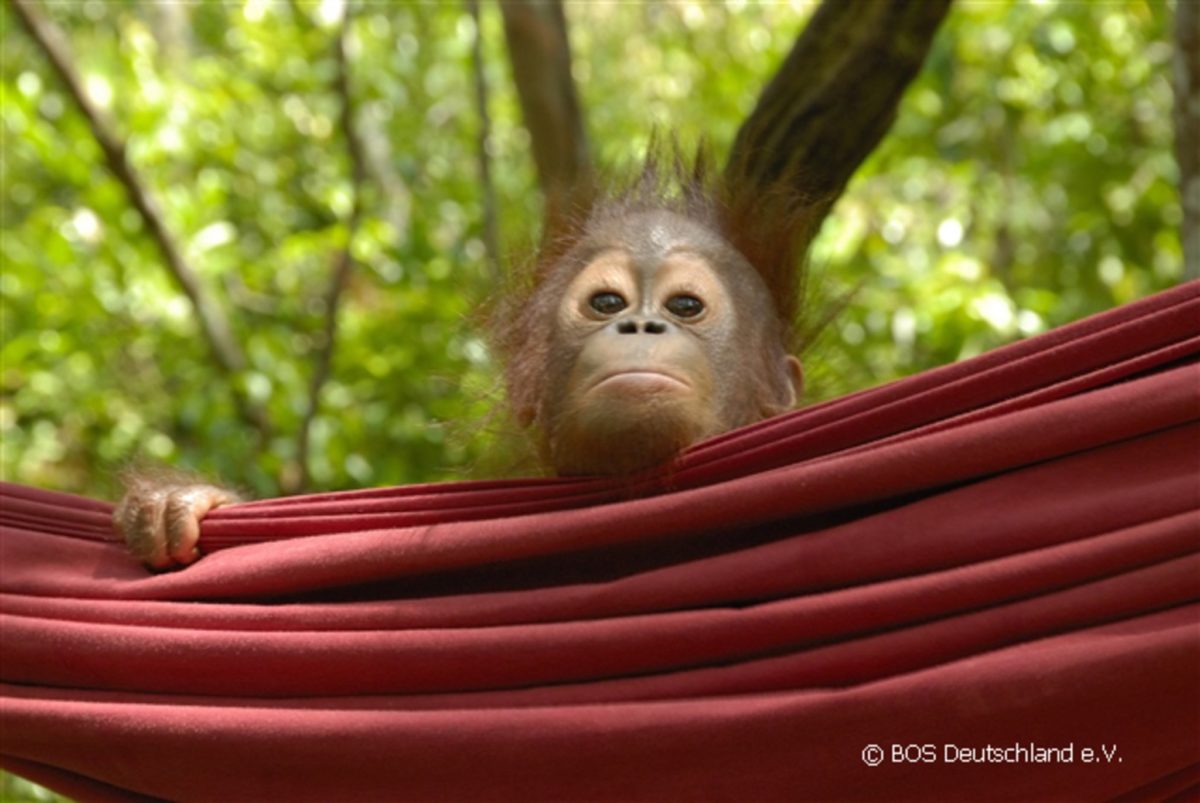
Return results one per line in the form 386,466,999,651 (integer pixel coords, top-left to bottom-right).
589,292,627,315
665,295,704,318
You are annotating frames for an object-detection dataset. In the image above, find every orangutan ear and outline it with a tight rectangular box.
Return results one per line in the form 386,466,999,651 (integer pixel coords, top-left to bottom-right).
517,404,537,428
782,355,803,407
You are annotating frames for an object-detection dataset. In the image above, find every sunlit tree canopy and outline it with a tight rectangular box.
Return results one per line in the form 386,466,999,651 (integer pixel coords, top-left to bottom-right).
0,0,1184,513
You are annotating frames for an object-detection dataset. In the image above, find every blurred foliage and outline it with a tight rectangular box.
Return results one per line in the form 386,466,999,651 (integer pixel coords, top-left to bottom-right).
820,0,1181,391
0,0,1185,799
0,1,1183,494
0,772,64,803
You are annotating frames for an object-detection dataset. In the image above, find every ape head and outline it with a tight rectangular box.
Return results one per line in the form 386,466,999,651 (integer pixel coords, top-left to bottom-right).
493,151,820,476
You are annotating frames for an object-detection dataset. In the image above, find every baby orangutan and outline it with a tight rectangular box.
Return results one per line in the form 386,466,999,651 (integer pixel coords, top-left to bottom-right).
507,208,802,475
116,154,815,568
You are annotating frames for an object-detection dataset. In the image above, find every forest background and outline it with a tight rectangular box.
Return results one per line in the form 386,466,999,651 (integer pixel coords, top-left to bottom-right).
1,1,1190,507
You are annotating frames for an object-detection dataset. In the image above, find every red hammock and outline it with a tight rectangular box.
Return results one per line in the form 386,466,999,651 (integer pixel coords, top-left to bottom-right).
2,282,1198,802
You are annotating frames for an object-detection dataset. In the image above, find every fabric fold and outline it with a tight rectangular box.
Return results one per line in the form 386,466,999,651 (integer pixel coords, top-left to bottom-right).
1,281,1197,801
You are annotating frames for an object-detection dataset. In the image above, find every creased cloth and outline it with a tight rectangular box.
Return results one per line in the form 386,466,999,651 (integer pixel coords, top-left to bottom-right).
1,282,1198,801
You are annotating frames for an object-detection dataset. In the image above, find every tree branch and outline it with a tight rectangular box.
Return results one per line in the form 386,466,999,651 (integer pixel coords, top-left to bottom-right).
294,2,367,493
498,0,590,211
8,0,270,437
1175,0,1199,281
727,0,953,245
468,0,502,281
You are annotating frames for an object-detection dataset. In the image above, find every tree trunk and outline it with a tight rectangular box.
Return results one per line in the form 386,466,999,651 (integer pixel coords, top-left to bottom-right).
727,0,952,247
468,0,502,280
1174,0,1199,281
498,0,590,210
295,5,368,493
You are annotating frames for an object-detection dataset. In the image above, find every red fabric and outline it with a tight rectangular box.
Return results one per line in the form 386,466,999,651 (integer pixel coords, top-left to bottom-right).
2,283,1198,802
